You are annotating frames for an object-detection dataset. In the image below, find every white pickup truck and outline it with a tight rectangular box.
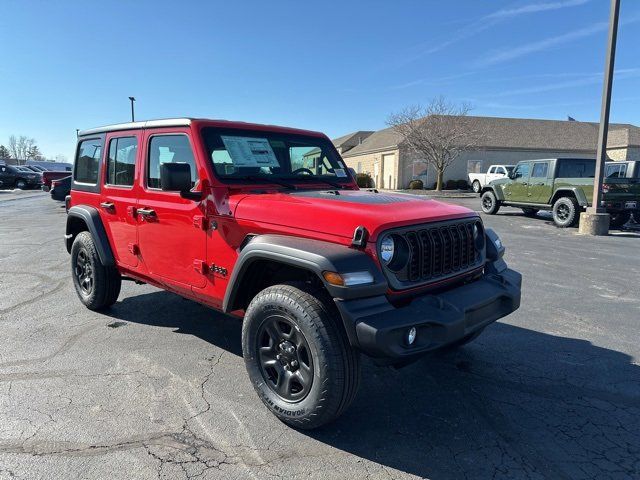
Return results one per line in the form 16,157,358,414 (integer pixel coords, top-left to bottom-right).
468,164,515,193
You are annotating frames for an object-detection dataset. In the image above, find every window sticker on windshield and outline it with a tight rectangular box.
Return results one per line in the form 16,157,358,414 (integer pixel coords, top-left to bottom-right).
220,136,280,168
334,168,347,177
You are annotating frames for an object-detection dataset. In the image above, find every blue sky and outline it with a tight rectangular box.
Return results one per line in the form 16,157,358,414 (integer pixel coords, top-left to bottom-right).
1,0,639,161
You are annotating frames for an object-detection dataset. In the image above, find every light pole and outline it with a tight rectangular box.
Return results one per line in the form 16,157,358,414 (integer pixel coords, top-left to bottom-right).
129,96,136,122
580,0,620,235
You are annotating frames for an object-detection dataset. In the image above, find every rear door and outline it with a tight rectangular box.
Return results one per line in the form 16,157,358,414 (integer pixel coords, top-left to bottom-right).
528,161,551,203
100,131,140,268
136,129,207,290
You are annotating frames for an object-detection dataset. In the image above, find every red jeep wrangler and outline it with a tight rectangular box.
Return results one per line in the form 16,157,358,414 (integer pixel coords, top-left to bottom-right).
66,118,521,429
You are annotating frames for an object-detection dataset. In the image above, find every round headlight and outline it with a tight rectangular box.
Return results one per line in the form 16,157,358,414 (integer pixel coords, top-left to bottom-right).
473,221,485,250
380,236,395,264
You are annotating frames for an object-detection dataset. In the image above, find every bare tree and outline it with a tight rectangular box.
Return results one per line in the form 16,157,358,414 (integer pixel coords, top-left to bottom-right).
0,145,10,160
8,135,37,164
387,96,480,191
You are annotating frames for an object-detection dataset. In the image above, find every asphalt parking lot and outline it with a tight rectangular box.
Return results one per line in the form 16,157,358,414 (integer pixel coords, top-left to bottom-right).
0,192,639,480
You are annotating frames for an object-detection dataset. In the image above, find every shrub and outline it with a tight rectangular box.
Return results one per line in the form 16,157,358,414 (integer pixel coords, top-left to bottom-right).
445,179,458,190
355,173,373,188
456,179,470,190
408,179,423,190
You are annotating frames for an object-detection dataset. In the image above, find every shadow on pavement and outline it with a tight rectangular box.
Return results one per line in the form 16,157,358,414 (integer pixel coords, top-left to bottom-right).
107,291,639,479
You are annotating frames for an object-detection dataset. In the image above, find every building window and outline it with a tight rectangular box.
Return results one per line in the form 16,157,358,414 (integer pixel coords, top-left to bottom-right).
74,138,102,184
467,160,482,174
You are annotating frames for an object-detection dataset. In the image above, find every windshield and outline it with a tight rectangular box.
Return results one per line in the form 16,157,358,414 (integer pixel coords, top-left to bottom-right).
202,127,351,185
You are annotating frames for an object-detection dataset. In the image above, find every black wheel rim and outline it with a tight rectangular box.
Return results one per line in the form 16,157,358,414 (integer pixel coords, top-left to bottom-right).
74,249,93,295
256,314,314,402
556,204,570,221
482,196,493,210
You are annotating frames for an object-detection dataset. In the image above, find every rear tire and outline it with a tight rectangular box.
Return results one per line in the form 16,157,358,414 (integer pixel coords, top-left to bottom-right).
552,196,579,228
472,180,481,194
609,211,631,228
522,207,539,217
481,190,500,215
71,231,121,310
15,179,27,189
242,283,360,430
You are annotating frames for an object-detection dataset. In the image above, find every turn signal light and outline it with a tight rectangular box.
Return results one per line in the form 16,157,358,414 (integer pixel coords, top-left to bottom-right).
323,271,345,286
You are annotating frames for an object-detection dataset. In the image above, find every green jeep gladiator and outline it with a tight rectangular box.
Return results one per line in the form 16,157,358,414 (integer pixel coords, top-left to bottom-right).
480,158,640,228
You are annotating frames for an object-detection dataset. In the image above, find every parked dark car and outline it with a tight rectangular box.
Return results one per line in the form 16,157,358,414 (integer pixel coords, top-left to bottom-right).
0,164,43,189
50,175,71,201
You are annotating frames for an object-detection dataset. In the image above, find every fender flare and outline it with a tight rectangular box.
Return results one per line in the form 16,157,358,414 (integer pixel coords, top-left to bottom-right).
65,205,115,266
551,188,589,207
482,184,505,201
222,234,388,312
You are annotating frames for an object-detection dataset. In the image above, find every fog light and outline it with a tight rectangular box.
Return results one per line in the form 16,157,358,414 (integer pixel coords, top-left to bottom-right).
406,327,417,345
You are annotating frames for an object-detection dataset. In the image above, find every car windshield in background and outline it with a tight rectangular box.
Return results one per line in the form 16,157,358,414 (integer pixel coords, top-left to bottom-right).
506,166,514,173
202,128,350,183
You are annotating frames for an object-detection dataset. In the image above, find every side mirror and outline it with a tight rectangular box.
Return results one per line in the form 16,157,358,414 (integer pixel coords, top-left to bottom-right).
160,163,200,200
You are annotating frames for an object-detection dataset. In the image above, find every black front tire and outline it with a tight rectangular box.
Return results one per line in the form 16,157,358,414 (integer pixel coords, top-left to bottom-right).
481,190,500,215
15,179,27,189
552,197,579,228
71,231,121,310
242,283,360,430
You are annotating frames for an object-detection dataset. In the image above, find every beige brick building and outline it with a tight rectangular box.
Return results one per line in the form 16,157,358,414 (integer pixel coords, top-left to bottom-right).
334,116,640,189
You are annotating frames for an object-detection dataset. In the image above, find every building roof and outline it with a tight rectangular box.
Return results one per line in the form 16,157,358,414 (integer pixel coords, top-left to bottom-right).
331,131,374,149
340,115,640,157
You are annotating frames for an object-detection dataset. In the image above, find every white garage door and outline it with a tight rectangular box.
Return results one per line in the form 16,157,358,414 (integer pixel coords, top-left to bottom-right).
382,154,395,189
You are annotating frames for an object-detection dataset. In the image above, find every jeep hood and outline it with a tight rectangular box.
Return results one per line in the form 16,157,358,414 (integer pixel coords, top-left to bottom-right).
231,189,476,241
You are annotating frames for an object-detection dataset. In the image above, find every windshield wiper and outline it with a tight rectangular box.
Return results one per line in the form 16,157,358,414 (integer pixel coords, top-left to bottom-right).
238,176,298,190
282,176,346,189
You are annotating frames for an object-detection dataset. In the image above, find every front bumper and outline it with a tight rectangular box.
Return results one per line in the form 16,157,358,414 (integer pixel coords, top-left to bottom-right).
335,268,521,359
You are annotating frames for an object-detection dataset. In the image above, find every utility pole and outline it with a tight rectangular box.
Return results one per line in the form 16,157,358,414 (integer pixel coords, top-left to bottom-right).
579,0,620,235
129,96,136,122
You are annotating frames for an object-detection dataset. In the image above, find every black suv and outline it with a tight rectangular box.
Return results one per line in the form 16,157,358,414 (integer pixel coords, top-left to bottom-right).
0,164,43,189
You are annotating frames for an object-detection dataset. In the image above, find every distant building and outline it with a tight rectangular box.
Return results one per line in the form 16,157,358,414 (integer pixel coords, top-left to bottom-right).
334,116,640,189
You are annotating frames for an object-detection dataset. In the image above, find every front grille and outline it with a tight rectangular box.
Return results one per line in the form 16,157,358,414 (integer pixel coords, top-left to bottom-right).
381,219,484,289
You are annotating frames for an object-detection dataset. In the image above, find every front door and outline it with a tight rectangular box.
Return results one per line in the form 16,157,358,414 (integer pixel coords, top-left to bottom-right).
528,161,551,203
503,162,530,202
382,154,395,189
137,130,207,289
100,132,140,268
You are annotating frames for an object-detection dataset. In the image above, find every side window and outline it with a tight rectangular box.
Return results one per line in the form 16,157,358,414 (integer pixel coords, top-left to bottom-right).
488,166,496,174
605,163,626,178
531,162,548,178
74,138,102,184
513,164,530,179
147,135,198,189
496,167,505,175
106,137,137,186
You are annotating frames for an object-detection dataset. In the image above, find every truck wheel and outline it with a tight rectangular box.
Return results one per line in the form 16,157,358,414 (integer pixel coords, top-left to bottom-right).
71,231,121,310
521,208,539,217
552,197,579,228
481,191,500,215
609,211,631,228
15,179,27,189
242,283,360,430
472,180,481,194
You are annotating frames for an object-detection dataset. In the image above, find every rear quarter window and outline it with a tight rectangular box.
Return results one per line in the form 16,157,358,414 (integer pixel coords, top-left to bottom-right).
557,159,595,178
74,138,103,184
